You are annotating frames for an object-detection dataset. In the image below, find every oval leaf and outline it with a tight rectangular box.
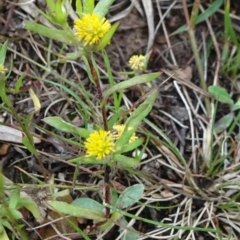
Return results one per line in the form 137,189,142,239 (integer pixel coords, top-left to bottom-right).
208,85,233,105
47,200,105,222
118,218,140,240
214,112,234,133
104,73,160,100
25,22,77,46
72,198,104,213
113,154,139,168
116,184,144,209
93,0,115,18
232,99,240,111
43,116,91,138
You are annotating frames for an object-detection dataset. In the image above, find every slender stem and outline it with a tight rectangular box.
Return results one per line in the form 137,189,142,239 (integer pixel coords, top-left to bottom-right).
87,56,111,219
0,79,48,182
11,111,48,182
181,0,211,116
87,56,108,131
104,164,111,218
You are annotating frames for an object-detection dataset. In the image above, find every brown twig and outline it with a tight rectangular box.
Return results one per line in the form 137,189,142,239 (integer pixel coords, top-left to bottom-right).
87,56,111,219
87,57,108,131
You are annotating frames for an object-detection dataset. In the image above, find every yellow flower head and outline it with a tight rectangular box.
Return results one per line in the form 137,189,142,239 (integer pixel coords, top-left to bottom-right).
84,130,115,160
0,64,7,74
112,124,138,143
128,55,146,72
74,13,111,47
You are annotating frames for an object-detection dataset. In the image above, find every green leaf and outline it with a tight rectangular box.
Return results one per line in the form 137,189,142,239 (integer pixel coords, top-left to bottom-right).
0,228,10,240
38,8,59,26
113,154,139,168
83,0,94,14
69,155,108,164
9,191,20,209
232,99,240,111
208,85,233,105
189,1,199,27
43,116,77,132
25,22,77,46
103,73,160,100
0,41,8,64
120,138,143,153
100,211,122,232
14,75,23,93
63,50,85,61
172,0,223,35
94,0,115,18
9,209,22,220
116,184,144,209
118,218,140,240
109,189,118,206
47,200,105,222
96,22,119,51
25,113,33,130
55,0,68,29
72,198,104,213
214,112,234,133
0,222,4,233
221,40,230,66
70,154,140,167
22,136,37,155
116,91,157,146
75,0,83,16
0,78,13,106
46,0,55,12
0,208,8,218
224,0,239,47
18,197,44,223
43,116,92,138
1,220,13,232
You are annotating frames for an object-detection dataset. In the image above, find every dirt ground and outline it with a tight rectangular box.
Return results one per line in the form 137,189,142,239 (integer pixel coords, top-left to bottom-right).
1,0,240,239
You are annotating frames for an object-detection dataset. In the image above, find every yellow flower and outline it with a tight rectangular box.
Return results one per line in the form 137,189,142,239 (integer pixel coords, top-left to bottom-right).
112,124,138,143
74,13,111,47
0,64,7,74
128,55,146,72
84,130,115,160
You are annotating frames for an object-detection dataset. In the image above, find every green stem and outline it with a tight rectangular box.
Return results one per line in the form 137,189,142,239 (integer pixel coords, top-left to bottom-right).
182,0,211,116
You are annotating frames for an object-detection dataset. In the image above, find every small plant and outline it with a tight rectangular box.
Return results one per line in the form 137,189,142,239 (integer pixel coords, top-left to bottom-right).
206,85,240,176
221,0,240,80
23,0,159,237
2,0,237,239
0,171,43,240
47,183,144,239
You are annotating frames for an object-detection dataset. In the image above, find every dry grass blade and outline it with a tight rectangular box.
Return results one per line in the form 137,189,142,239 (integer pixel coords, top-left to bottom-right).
160,68,213,98
142,0,154,53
